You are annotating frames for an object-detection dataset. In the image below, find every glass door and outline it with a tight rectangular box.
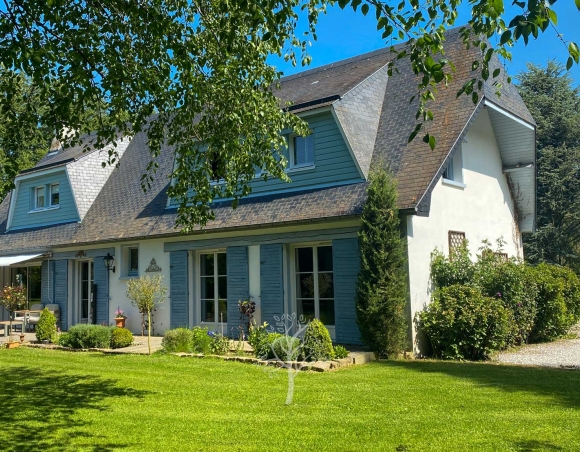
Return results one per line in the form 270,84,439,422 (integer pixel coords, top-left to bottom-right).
11,266,42,309
79,261,94,324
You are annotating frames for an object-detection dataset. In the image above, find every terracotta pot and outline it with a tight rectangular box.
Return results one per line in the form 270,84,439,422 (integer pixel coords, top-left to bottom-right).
6,342,20,349
115,318,126,328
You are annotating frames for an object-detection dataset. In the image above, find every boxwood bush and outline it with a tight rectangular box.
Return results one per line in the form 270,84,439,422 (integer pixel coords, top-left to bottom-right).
271,335,301,361
302,319,334,361
111,327,134,349
418,285,512,360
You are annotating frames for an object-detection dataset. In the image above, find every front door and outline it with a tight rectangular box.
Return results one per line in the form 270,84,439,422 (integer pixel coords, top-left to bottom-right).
78,261,94,324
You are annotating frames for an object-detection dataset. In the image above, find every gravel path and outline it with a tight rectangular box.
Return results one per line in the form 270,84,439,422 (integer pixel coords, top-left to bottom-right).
495,324,580,369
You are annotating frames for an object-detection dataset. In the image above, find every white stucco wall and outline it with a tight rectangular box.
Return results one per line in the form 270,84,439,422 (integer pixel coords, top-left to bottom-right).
407,108,522,345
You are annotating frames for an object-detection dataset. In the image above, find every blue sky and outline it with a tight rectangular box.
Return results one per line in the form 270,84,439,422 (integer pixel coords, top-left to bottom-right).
269,1,580,85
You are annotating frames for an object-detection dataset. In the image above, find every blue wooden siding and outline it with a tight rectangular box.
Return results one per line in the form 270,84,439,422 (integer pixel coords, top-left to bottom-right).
174,112,363,204
93,257,109,325
333,238,362,345
10,170,78,230
40,260,68,329
170,251,189,328
226,246,249,337
260,244,284,328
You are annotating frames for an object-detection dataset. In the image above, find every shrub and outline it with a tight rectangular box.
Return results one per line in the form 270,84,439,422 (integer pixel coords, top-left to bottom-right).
249,322,271,358
302,319,334,361
430,241,476,288
356,167,409,357
333,345,349,359
530,264,580,342
56,332,72,347
64,324,113,349
417,285,513,360
162,328,193,353
191,326,212,354
36,308,57,342
271,335,301,361
208,331,230,355
110,328,133,349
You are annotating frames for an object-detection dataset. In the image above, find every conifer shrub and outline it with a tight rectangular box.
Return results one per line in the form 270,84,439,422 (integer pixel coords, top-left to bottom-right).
162,328,193,353
36,307,57,342
302,319,334,361
356,167,409,357
110,328,134,349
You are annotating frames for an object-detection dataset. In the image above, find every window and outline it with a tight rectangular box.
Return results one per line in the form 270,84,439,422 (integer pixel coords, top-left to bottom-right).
11,266,42,309
35,187,45,209
50,183,60,206
443,147,464,184
295,245,334,326
288,133,315,168
128,247,139,276
448,231,466,257
200,252,227,323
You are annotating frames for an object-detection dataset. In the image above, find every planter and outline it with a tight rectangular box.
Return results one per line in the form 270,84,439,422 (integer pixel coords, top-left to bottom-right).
115,318,126,328
6,342,20,349
19,334,25,343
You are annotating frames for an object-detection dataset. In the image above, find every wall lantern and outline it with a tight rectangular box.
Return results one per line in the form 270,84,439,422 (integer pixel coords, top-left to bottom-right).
104,253,115,273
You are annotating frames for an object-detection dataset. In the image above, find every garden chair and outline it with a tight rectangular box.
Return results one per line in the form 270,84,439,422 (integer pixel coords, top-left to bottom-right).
45,304,60,327
26,304,45,330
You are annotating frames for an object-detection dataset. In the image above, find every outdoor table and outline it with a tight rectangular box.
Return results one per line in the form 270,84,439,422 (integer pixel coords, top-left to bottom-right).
0,320,24,337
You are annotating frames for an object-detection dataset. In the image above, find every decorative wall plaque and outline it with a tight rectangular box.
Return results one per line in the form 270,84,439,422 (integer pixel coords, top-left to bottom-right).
145,258,162,272
75,250,87,258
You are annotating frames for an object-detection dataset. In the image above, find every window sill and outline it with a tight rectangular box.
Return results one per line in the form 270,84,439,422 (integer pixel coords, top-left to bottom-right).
286,164,315,174
442,178,466,189
28,205,60,214
119,276,139,281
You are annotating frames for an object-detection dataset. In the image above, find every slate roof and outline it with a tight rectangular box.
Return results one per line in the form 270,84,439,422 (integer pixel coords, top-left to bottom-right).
0,27,534,254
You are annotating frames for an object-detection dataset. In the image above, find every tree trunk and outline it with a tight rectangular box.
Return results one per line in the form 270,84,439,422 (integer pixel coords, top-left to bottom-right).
285,368,295,405
147,310,151,355
9,312,13,343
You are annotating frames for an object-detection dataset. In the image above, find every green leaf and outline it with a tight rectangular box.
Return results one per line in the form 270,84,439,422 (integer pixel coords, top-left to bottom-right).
576,0,580,11
361,4,369,15
500,30,512,45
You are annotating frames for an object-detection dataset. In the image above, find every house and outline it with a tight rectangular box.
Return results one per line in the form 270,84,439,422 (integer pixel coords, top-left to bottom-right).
0,29,535,348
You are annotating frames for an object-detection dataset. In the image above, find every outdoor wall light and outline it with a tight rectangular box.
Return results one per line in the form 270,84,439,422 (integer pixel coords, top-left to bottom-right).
104,253,116,273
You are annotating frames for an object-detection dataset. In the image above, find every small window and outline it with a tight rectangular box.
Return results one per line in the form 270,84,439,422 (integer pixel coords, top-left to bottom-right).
443,148,463,184
448,231,466,257
128,247,139,276
35,187,45,209
289,133,315,168
50,183,60,206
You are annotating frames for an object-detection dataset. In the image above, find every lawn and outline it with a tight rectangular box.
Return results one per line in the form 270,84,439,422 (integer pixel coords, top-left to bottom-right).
1,348,579,451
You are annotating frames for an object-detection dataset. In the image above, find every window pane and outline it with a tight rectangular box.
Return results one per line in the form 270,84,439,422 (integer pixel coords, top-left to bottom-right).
293,135,314,166
202,300,215,322
200,276,214,300
218,276,227,299
129,248,138,273
28,266,41,305
317,246,333,272
36,188,44,208
297,299,315,322
319,299,335,326
295,247,313,273
318,273,334,299
51,184,60,205
217,253,227,275
296,274,315,299
200,254,214,277
218,300,228,323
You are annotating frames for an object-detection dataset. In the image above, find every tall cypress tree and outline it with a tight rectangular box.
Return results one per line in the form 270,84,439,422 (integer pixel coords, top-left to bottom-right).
356,167,408,357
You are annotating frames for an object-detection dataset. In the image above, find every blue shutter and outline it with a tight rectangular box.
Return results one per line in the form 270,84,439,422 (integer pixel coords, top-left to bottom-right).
226,246,249,337
53,260,68,330
170,251,189,328
333,238,362,345
260,244,284,328
94,257,109,325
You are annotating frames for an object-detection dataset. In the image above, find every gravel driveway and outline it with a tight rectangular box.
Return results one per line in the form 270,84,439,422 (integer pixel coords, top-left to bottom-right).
495,325,580,369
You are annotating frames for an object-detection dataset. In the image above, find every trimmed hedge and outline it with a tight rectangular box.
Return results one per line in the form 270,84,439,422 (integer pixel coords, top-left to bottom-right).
36,308,57,342
303,319,334,361
59,324,112,349
111,328,134,349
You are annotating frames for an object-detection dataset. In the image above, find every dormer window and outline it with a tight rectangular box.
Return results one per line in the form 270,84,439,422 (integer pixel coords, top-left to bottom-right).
288,133,315,169
35,187,45,209
50,183,60,206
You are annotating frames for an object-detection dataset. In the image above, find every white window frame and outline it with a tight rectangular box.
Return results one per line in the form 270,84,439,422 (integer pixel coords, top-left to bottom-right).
287,132,315,171
49,183,60,206
290,243,335,340
35,186,45,209
128,246,139,277
442,147,465,189
196,249,228,329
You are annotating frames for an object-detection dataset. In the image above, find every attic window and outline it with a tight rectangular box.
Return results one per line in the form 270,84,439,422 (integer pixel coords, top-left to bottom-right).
288,133,315,169
35,187,45,209
50,183,60,206
442,147,465,188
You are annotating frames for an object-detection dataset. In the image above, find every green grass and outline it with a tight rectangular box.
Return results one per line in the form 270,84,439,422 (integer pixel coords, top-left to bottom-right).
1,348,579,451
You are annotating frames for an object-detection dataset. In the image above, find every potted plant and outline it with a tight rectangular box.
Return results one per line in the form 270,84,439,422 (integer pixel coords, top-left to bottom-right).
0,285,27,348
114,307,127,328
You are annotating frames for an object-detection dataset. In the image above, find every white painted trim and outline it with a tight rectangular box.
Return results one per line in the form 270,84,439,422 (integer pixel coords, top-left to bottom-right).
442,179,466,189
330,105,366,180
28,205,60,214
194,249,227,330
484,100,535,130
